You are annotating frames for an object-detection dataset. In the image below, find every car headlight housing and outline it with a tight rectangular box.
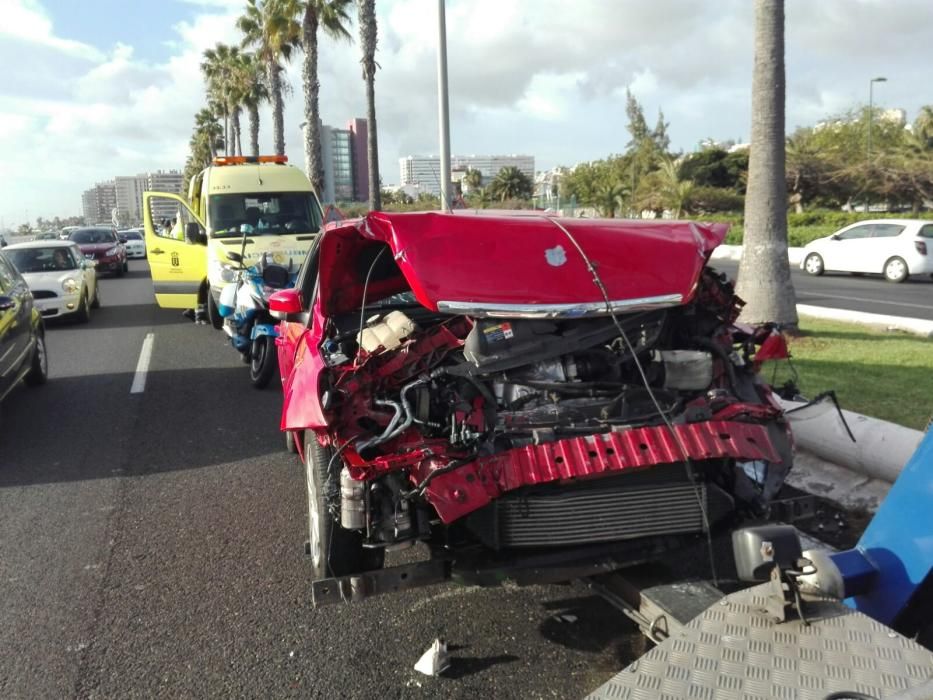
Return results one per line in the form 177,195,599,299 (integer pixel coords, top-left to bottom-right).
62,278,79,293
105,245,120,256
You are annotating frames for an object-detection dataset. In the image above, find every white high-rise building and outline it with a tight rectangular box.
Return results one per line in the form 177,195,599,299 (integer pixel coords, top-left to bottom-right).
399,154,535,196
115,175,148,226
81,180,117,224
146,170,184,222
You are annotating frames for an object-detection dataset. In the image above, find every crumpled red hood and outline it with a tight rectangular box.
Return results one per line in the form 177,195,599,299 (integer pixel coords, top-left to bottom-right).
318,211,728,316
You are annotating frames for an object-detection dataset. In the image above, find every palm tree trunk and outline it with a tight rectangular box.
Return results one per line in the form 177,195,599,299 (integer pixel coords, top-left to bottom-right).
359,0,381,211
232,108,242,157
364,72,381,211
248,103,260,158
302,9,325,198
268,60,285,157
223,110,230,156
736,0,798,328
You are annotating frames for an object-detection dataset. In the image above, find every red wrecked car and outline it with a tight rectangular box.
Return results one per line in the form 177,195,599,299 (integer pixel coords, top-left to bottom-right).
271,211,792,604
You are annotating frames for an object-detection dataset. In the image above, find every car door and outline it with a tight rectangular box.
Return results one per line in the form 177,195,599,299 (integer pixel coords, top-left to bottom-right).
143,192,207,309
867,223,907,272
827,223,874,272
0,253,30,398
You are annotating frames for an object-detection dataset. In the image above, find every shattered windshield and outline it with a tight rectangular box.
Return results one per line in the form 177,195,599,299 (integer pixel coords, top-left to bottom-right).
208,192,323,238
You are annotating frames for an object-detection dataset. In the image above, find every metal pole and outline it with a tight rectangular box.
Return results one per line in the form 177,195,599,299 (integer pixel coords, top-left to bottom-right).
436,0,452,211
866,77,887,213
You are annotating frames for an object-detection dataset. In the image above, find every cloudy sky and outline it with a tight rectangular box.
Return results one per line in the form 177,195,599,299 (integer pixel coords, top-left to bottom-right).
1,0,931,224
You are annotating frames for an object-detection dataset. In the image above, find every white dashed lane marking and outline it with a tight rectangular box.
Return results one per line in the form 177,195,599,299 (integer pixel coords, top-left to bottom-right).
130,333,154,394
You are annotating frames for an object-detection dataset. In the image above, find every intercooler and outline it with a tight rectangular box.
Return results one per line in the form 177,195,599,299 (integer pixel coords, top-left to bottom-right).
465,464,734,550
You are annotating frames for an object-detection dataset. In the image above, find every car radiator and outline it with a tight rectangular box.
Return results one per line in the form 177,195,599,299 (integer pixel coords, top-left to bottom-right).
465,464,734,550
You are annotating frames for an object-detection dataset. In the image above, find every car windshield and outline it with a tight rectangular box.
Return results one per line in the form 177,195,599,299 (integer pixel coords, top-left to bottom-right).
208,192,323,238
123,232,142,240
70,228,114,244
7,247,77,272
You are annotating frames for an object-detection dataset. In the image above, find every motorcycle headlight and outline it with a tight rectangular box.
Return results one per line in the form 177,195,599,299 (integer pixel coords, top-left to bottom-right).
105,245,120,256
211,259,239,283
221,264,239,283
62,278,79,293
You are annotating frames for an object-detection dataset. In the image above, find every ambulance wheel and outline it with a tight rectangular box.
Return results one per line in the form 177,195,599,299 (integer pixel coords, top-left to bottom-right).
206,288,224,330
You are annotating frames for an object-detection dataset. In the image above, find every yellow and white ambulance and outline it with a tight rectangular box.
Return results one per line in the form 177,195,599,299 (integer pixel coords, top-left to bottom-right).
143,155,323,327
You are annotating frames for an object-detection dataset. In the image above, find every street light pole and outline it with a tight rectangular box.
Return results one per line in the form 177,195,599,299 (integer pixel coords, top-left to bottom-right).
436,0,452,212
866,76,887,212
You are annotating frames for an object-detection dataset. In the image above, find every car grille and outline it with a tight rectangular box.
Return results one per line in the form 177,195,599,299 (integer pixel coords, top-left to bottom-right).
465,464,734,549
32,290,58,299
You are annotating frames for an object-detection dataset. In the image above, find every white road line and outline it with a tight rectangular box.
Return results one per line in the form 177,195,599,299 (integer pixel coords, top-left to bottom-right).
796,290,932,311
130,333,154,394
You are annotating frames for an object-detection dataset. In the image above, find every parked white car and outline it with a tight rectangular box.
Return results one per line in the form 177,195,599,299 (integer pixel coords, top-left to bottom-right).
120,230,146,259
3,240,100,321
800,219,933,283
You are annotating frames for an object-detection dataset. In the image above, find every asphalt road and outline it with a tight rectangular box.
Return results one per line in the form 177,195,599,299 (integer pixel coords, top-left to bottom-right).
714,260,933,321
0,261,646,699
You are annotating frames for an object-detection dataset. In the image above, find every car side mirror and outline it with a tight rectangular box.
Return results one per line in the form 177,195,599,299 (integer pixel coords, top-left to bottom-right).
227,251,243,264
830,234,841,241
119,235,128,244
268,288,303,319
185,222,206,245
0,295,15,311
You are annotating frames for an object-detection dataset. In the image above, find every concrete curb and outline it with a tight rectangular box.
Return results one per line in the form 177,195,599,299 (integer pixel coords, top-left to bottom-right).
710,244,805,266
797,304,933,338
778,397,926,484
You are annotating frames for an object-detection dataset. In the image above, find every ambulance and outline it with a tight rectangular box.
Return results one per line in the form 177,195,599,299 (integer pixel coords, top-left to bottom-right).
143,155,323,328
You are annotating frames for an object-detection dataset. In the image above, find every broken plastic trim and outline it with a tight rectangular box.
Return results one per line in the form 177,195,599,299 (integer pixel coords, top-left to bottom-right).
435,294,683,319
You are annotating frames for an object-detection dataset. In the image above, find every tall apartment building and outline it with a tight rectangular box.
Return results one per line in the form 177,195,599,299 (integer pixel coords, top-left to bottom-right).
146,170,184,222
320,125,355,204
81,180,117,224
347,118,369,204
399,154,535,196
115,175,148,226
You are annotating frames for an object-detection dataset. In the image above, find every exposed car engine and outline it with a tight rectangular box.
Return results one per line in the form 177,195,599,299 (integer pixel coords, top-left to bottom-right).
316,268,791,554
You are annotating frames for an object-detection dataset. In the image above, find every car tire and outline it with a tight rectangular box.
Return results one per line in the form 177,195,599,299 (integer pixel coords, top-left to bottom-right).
24,331,48,386
123,260,129,273
883,256,908,283
91,283,101,309
803,253,824,276
285,429,297,454
303,432,384,578
115,264,124,278
206,288,224,330
76,291,91,323
249,336,278,389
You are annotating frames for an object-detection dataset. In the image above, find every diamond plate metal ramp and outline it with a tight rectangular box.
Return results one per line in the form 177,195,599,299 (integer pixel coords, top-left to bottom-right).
587,582,933,700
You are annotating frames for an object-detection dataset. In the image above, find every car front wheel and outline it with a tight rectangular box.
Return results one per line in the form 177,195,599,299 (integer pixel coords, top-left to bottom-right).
883,256,908,283
76,291,91,323
25,332,48,386
303,433,384,578
803,253,824,276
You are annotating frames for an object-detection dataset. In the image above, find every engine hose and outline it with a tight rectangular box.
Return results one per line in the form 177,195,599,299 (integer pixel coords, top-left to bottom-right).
355,399,404,452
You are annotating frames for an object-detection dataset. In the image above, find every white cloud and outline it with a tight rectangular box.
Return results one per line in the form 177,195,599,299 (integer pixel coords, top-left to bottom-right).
0,0,103,61
2,0,933,223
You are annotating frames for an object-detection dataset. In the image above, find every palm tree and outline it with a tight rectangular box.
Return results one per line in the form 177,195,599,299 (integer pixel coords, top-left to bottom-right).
656,159,694,218
594,182,629,218
357,0,380,210
462,167,483,192
489,166,533,202
235,52,269,157
194,108,223,159
735,0,798,329
201,43,242,155
300,0,353,198
238,0,302,157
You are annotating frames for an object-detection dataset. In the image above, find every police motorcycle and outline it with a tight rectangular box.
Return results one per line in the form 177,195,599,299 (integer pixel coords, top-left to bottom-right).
216,232,295,389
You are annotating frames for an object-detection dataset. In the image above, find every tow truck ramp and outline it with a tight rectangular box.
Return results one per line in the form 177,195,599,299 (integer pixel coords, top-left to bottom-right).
587,580,933,699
